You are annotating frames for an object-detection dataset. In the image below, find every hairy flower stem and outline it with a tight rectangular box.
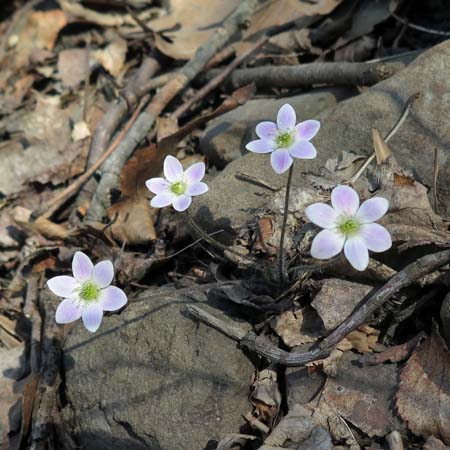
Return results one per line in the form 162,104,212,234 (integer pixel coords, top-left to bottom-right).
184,211,253,263
278,165,293,285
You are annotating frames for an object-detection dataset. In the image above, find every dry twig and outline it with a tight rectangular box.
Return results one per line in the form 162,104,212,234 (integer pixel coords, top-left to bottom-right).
87,0,259,222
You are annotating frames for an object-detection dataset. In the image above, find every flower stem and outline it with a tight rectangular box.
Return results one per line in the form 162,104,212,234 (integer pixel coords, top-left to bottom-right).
184,211,254,263
278,165,293,285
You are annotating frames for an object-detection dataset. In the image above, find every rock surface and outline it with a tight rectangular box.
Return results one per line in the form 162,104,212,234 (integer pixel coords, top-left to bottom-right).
62,287,254,450
194,40,450,232
200,88,355,168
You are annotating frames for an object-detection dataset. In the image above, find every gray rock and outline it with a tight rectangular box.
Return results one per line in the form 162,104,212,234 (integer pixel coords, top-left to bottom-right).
200,88,355,168
62,287,254,450
194,40,450,233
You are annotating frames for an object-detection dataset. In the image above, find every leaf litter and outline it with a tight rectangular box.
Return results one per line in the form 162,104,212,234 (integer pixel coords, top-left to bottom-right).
1,0,450,449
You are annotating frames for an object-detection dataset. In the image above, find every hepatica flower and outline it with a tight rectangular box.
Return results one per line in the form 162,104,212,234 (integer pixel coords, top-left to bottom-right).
146,155,208,211
47,251,127,332
305,185,392,271
245,103,320,174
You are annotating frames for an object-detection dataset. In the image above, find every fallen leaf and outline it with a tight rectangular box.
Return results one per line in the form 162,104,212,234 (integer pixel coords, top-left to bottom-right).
106,145,159,244
93,36,127,77
322,352,400,437
12,9,68,69
12,206,70,240
372,128,391,164
271,307,325,347
311,279,372,332
148,0,240,59
396,329,450,445
250,368,281,424
359,333,424,366
57,48,89,88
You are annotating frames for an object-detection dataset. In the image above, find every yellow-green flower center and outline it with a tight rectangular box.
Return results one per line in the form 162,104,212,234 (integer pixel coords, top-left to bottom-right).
79,281,100,302
170,181,186,195
275,131,293,148
338,217,360,235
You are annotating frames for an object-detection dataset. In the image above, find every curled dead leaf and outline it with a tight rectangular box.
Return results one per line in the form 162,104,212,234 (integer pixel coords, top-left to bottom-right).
396,328,450,445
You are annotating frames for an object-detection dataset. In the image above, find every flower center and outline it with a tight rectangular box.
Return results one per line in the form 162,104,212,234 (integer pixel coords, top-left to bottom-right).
170,180,186,195
275,130,293,148
338,217,360,236
79,281,100,302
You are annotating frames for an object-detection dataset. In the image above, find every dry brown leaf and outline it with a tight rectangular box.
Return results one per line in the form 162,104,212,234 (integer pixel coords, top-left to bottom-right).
93,37,127,77
322,352,399,437
396,329,450,445
12,9,67,69
107,145,160,244
311,279,372,332
148,0,240,59
250,368,281,424
372,128,391,164
345,326,379,354
57,49,89,88
271,307,325,347
156,116,179,142
12,206,70,240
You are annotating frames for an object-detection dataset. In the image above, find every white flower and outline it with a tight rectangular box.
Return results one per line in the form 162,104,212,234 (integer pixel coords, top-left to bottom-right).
47,251,127,332
146,155,208,211
305,185,392,271
245,103,320,174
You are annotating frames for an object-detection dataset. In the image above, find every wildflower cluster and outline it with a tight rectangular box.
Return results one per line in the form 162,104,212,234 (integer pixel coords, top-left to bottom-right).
48,103,392,332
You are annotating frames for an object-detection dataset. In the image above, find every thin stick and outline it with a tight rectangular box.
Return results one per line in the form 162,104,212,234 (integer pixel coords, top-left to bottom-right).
348,92,419,185
433,148,439,213
392,12,450,36
278,166,293,285
32,95,149,220
239,248,450,366
173,36,267,119
184,210,255,263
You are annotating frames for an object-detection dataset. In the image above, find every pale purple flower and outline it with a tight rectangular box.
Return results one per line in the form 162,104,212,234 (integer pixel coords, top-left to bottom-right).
245,103,320,174
305,185,392,271
146,155,208,212
47,251,127,332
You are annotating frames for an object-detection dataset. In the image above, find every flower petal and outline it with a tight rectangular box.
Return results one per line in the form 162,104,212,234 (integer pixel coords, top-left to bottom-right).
163,155,183,182
311,229,345,260
270,149,293,174
99,286,128,311
172,195,192,211
277,104,296,130
344,236,369,271
92,260,114,288
47,276,77,298
82,304,103,332
305,203,338,229
256,121,277,140
356,197,389,223
145,177,170,195
185,182,208,196
296,120,320,141
331,185,360,215
151,193,174,208
289,140,317,160
72,251,93,282
55,299,82,324
359,223,392,252
185,162,205,184
245,139,273,154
